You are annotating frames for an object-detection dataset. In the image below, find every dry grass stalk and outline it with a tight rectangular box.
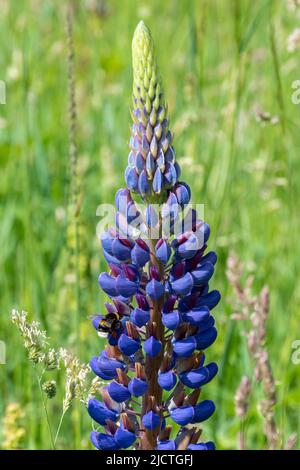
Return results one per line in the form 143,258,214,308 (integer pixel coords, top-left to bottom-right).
227,252,283,449
235,375,251,450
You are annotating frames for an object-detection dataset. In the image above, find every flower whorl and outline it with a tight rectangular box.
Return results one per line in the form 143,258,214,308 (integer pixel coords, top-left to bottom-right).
126,21,180,201
89,21,220,451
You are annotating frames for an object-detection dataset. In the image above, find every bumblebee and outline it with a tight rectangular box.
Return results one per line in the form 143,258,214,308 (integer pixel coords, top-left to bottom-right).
97,312,122,337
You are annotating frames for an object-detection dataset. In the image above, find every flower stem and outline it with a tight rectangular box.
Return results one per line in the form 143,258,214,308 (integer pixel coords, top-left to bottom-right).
140,236,165,450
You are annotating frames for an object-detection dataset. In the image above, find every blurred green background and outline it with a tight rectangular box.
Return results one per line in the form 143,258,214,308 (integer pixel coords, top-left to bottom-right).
0,0,299,450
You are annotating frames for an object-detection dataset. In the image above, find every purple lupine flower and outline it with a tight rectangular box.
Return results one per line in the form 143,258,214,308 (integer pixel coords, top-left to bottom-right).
89,21,220,450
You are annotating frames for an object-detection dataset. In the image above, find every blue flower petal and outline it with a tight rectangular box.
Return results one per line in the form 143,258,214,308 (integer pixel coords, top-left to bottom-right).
173,336,197,357
155,240,171,265
106,381,131,403
142,411,161,430
182,306,210,326
90,352,126,380
192,400,215,423
171,272,193,296
125,167,139,192
153,167,163,194
114,427,136,449
98,273,118,297
181,362,215,390
130,308,150,327
170,405,194,425
195,327,217,350
128,377,148,397
162,311,182,330
200,251,217,266
116,274,138,298
192,262,214,286
187,441,215,451
138,170,151,196
144,336,162,357
196,290,221,310
101,231,114,255
174,182,191,206
131,241,150,267
87,399,118,425
111,238,132,261
146,279,165,300
157,440,177,450
118,334,140,356
90,431,120,450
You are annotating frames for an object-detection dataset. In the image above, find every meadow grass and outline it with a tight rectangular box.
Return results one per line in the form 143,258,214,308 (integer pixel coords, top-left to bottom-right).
0,0,299,449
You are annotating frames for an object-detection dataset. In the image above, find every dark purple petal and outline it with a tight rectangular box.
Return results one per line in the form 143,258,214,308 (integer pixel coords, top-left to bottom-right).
163,295,177,313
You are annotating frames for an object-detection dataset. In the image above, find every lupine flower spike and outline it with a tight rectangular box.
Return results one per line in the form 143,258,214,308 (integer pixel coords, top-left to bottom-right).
89,21,220,450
